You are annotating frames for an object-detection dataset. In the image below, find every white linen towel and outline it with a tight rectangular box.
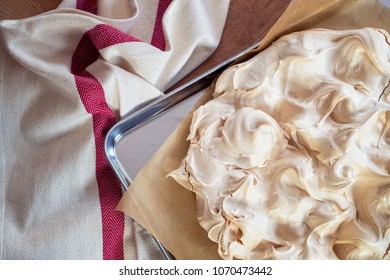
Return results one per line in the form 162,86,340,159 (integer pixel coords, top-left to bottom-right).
0,0,229,259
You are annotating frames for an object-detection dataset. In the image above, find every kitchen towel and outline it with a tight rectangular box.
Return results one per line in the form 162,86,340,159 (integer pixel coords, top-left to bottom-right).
0,0,229,259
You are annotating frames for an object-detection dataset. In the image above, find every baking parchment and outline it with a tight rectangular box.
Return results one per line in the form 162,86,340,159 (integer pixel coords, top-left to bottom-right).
116,0,390,260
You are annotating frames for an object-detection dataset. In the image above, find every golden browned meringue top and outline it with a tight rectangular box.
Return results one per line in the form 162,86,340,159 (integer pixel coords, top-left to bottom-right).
169,28,390,260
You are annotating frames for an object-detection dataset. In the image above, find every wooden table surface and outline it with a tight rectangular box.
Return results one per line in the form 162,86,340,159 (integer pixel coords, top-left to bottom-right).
0,0,62,19
0,0,291,88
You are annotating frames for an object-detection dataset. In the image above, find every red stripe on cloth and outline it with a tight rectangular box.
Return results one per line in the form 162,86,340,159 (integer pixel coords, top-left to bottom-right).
76,0,98,14
89,24,142,50
151,0,173,50
74,72,124,260
71,23,143,259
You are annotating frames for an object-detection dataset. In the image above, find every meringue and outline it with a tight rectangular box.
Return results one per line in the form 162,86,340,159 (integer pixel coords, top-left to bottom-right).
169,28,390,259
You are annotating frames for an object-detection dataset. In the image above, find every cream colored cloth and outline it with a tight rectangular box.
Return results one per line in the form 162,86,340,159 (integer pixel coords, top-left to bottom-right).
0,0,229,259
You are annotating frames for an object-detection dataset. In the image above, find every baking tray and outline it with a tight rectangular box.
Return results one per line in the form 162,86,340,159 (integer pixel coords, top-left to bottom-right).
104,41,261,259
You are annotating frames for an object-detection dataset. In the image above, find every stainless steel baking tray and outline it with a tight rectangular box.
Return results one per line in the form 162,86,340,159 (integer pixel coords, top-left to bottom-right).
104,41,261,259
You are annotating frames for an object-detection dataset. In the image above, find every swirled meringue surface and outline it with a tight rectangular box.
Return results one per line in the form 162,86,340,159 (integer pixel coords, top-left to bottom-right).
169,28,390,260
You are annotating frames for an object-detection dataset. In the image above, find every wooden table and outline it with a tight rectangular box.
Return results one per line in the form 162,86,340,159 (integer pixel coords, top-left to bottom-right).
0,0,62,19
0,0,291,88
